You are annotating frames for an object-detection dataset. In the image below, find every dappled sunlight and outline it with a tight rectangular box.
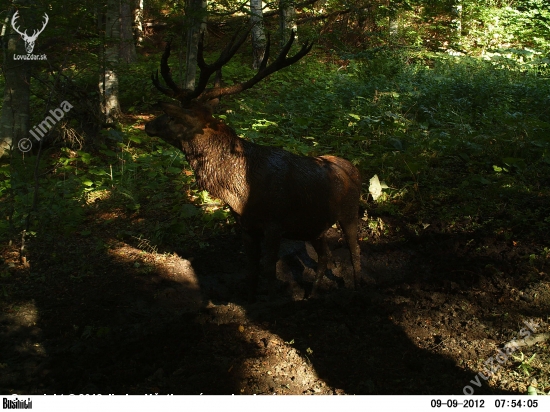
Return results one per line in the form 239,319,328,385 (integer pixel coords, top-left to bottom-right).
2,300,39,330
0,300,48,391
106,243,204,311
205,318,330,394
85,189,112,205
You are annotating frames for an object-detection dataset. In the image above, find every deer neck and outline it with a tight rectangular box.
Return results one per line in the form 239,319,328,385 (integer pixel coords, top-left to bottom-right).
181,123,250,215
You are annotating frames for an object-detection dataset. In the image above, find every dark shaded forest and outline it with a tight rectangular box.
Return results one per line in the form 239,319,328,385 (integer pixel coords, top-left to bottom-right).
1,0,549,395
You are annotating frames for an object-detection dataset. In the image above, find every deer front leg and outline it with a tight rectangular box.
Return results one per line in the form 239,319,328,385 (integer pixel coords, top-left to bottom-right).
242,230,261,302
310,234,331,298
262,226,282,300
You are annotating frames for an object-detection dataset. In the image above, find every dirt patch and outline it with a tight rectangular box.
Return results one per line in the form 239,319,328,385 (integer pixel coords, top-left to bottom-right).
1,209,549,395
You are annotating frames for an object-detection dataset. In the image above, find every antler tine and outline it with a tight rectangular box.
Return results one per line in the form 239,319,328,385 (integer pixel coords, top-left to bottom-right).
219,29,251,65
260,30,313,75
151,41,190,100
160,41,188,97
277,30,297,63
198,29,250,72
275,32,313,67
151,70,176,98
270,31,313,68
258,33,271,72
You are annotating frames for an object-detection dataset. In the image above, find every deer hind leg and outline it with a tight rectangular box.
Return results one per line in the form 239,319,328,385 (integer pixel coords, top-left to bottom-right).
242,230,262,301
339,215,361,289
310,234,331,298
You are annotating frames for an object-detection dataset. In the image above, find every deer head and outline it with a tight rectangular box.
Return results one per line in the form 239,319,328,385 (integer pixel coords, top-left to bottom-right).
11,11,49,54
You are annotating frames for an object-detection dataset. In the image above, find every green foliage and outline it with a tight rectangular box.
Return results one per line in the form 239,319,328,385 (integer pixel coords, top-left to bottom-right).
0,112,239,252
217,43,550,240
513,352,538,376
2,0,550,253
464,0,550,52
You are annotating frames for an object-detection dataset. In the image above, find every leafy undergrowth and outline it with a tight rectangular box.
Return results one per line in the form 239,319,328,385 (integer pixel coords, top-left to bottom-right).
223,48,550,245
1,48,550,395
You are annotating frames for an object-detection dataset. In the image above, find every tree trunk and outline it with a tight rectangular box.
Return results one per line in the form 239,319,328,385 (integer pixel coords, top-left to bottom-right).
250,0,266,70
389,12,398,43
100,0,122,124
133,0,144,45
184,0,207,89
120,0,137,63
358,3,377,34
451,0,462,42
279,0,296,47
0,3,31,158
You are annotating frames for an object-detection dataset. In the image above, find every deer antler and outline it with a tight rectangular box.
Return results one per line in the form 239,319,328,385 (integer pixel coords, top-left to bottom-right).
151,40,186,99
152,29,251,102
198,31,313,102
152,29,313,105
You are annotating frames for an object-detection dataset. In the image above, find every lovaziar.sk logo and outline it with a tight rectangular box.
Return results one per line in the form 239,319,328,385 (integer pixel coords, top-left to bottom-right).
11,10,48,61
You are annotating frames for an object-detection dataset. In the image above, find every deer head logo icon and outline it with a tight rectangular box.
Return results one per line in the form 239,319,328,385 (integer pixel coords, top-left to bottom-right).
11,11,49,54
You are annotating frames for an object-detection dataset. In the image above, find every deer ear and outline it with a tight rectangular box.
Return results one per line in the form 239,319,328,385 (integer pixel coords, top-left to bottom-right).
158,101,205,130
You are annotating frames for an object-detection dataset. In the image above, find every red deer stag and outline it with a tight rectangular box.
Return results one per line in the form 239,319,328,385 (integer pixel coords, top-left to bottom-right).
145,31,362,300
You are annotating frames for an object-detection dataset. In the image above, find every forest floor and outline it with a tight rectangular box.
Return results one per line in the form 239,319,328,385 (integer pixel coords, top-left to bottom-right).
1,193,549,395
